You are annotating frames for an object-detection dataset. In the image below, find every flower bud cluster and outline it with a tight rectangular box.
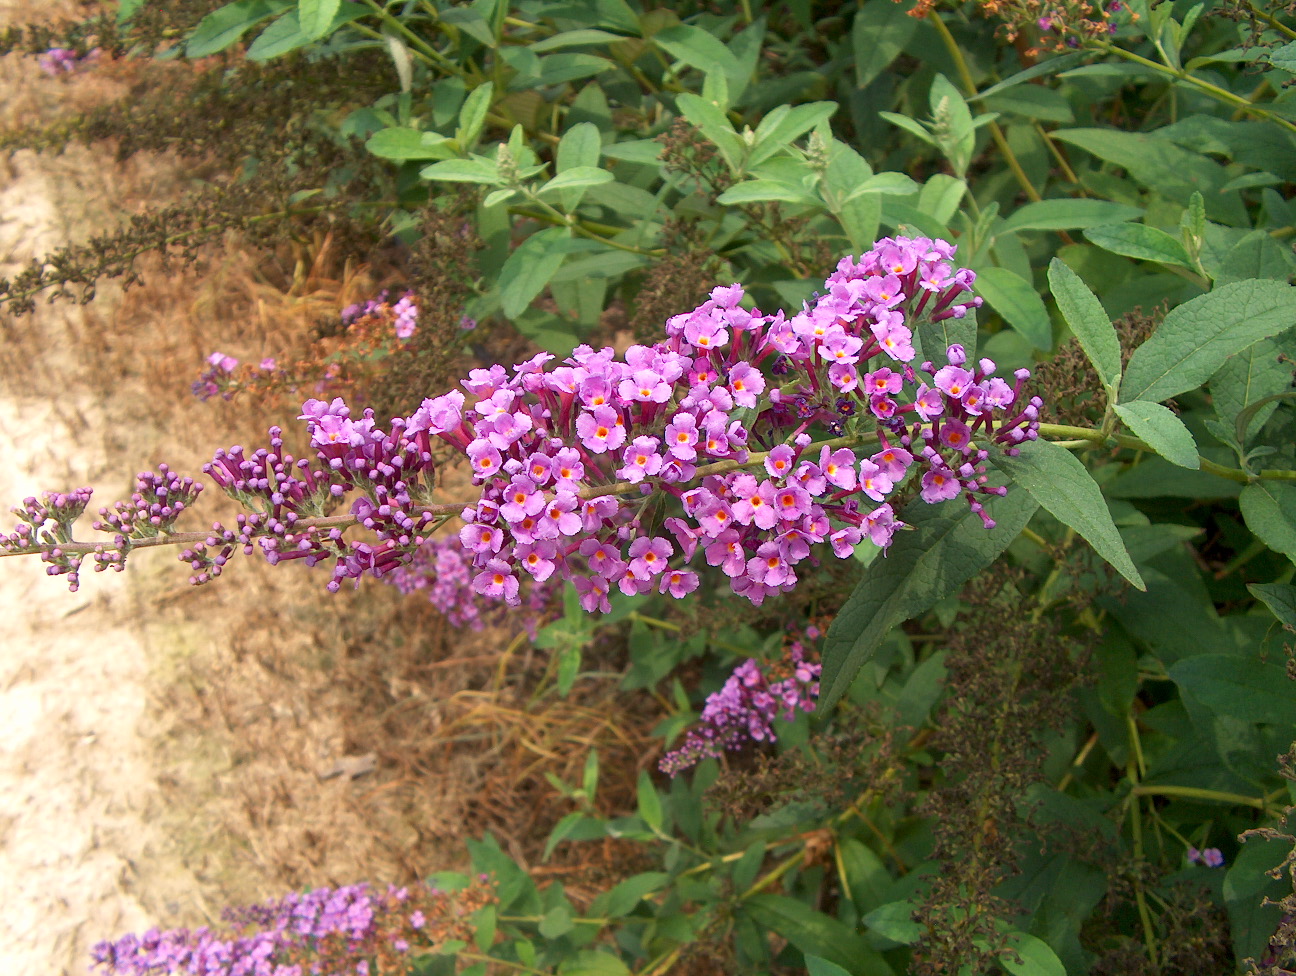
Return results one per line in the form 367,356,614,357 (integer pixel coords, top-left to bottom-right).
91,877,496,976
660,639,821,775
0,488,94,590
93,464,202,541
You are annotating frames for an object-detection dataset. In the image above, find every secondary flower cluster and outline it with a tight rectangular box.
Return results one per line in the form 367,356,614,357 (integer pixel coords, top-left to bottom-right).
192,292,421,403
91,877,496,976
1186,846,1225,868
660,639,821,775
342,289,420,340
387,534,557,632
37,46,99,76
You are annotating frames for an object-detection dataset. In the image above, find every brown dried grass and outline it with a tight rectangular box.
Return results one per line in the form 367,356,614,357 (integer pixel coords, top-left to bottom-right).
0,23,668,926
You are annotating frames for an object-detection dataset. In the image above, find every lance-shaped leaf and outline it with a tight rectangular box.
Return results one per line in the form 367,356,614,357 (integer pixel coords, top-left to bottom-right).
820,488,1038,710
1113,401,1199,469
1084,222,1195,269
1169,654,1296,726
1047,258,1121,392
298,0,341,40
500,227,571,319
989,440,1145,589
1121,279,1296,403
974,266,1052,350
1240,480,1296,565
1249,582,1296,630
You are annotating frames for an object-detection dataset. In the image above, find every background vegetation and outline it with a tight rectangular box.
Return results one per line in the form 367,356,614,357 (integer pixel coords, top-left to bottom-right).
4,0,1296,973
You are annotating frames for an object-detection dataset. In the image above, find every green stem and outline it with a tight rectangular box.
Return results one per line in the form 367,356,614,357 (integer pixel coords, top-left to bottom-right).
1096,42,1296,136
1038,422,1296,483
1131,784,1270,811
359,0,460,74
1247,0,1296,41
929,13,1043,204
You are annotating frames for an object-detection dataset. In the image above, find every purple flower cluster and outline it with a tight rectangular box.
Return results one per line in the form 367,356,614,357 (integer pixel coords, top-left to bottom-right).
341,290,420,340
406,236,1038,612
38,46,99,76
660,641,821,775
91,879,489,976
1187,846,1224,868
0,487,94,590
5,240,1041,606
192,352,244,402
386,534,557,632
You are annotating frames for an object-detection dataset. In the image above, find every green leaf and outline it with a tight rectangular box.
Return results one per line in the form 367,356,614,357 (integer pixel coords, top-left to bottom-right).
916,307,976,365
557,950,630,976
826,143,879,252
298,0,340,39
1084,223,1195,269
1269,39,1296,73
500,227,571,319
539,903,575,939
852,1,919,89
1113,402,1199,468
1210,337,1295,442
1240,480,1296,565
749,102,837,167
716,179,819,206
532,28,625,52
744,895,881,973
557,643,581,695
805,957,853,976
1224,835,1289,967
636,771,663,832
186,0,289,57
456,81,494,149
820,487,1038,709
974,266,1052,350
246,10,305,58
365,127,452,161
419,157,504,185
1047,258,1122,391
974,51,1086,100
1001,199,1143,234
246,3,363,59
1120,279,1296,403
535,53,614,87
600,872,668,917
674,92,743,172
989,440,1145,589
1000,931,1067,976
861,901,923,945
983,85,1074,123
1169,654,1296,725
1249,582,1296,630
1051,127,1246,225
837,838,890,911
538,166,615,196
653,24,742,80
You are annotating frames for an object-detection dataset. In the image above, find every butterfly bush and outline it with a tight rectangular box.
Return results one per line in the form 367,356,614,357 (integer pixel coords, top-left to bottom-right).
91,878,495,976
1,238,1041,609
